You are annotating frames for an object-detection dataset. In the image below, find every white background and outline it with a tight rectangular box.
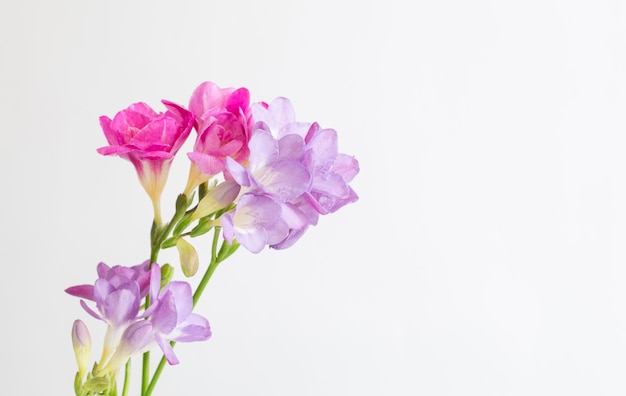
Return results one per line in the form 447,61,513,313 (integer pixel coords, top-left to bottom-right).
2,0,626,395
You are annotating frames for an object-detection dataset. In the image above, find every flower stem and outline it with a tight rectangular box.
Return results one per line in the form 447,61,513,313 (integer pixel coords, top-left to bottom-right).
144,227,222,396
121,360,131,396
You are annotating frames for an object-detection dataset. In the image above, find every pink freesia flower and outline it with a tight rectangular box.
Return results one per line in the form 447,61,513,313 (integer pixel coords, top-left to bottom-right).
97,100,194,222
184,81,252,195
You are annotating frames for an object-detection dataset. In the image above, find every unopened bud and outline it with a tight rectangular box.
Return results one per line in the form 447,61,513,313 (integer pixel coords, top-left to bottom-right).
176,238,200,277
71,320,91,379
191,180,240,220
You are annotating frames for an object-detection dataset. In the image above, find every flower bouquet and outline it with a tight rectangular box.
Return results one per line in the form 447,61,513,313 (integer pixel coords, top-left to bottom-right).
66,81,359,396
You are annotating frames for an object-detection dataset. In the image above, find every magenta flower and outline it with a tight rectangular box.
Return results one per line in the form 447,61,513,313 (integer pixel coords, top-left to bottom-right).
97,100,194,222
184,81,252,195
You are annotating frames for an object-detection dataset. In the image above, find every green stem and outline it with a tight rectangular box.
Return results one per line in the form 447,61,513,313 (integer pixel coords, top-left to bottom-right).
121,360,131,396
142,195,190,394
144,227,222,396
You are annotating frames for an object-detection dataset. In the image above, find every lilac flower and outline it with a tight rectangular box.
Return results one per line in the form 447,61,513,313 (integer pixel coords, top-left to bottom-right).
148,281,211,364
222,96,359,252
65,261,156,363
88,263,210,375
222,128,312,252
252,98,359,215
221,194,290,254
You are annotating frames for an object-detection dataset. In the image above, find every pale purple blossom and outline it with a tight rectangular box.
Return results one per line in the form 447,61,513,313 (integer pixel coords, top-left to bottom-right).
149,281,211,364
65,261,157,365
222,96,358,252
221,194,290,254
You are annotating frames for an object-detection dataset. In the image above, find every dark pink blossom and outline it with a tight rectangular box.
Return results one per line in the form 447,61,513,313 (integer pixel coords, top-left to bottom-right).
97,101,194,220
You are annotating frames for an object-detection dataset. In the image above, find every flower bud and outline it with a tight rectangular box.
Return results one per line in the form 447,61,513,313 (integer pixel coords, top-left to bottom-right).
191,180,240,220
71,320,91,379
176,238,200,277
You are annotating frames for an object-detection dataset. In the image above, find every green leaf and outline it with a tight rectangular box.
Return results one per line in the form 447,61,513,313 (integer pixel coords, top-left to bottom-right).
161,236,178,249
216,240,240,263
73,371,83,396
83,377,110,393
189,218,214,237
172,213,193,237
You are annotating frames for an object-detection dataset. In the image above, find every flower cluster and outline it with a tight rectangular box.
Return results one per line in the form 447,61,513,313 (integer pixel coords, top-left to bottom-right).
67,81,359,396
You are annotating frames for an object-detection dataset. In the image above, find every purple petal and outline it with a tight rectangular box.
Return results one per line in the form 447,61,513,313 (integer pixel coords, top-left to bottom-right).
306,128,338,172
225,156,252,187
119,320,154,356
103,287,140,325
162,282,193,324
156,334,179,365
268,97,296,133
278,134,305,161
80,300,103,321
255,160,311,202
150,290,178,334
149,264,161,305
333,153,360,183
248,130,278,169
65,284,94,301
171,313,212,342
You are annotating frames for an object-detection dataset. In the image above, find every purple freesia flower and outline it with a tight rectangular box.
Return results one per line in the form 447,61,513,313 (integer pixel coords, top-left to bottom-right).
101,272,211,373
221,194,291,254
149,281,211,364
222,96,358,252
222,129,312,253
65,261,156,364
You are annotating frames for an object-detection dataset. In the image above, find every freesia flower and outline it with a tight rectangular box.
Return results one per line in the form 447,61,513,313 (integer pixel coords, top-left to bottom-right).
98,267,211,374
222,97,359,252
148,281,212,365
221,193,289,254
65,261,157,365
184,81,252,195
97,100,194,223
